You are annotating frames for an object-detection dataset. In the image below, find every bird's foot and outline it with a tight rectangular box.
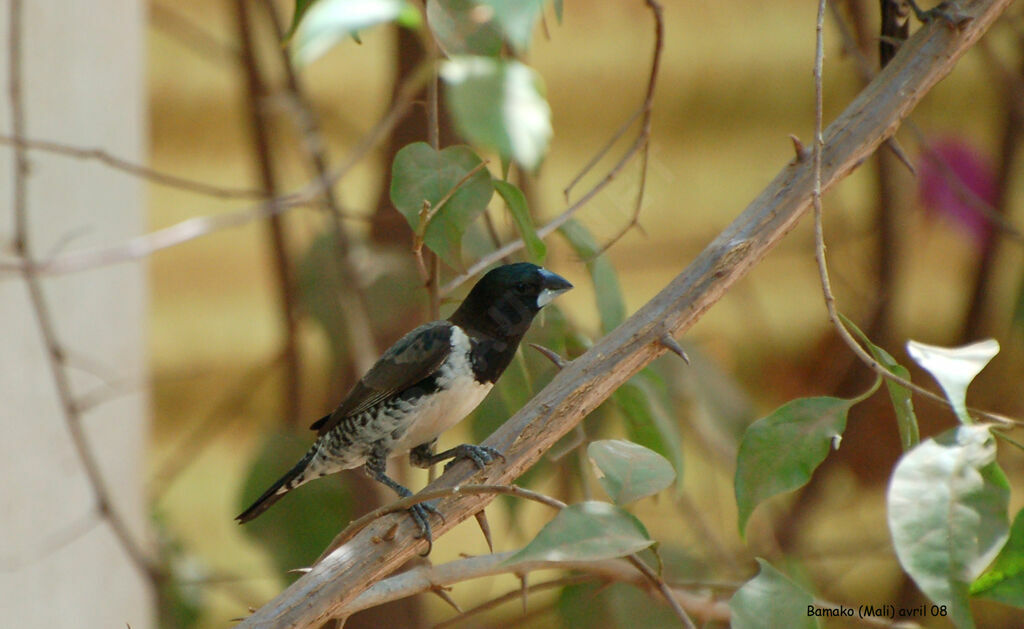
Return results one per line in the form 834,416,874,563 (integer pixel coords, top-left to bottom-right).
907,1,971,27
442,444,505,472
401,494,445,556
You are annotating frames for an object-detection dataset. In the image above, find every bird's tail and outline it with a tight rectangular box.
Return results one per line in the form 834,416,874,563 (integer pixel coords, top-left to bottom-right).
236,448,316,523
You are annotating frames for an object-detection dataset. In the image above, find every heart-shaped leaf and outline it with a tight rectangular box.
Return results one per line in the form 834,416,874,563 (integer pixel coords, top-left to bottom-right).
906,339,999,425
735,396,853,536
390,142,494,268
888,425,1010,629
587,439,676,505
504,501,653,565
729,559,820,629
442,56,552,171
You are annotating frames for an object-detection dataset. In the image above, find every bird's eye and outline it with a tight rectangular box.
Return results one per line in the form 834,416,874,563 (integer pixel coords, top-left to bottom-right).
515,282,528,292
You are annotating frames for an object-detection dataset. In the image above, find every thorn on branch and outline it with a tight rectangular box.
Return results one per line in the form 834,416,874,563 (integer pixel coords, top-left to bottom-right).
789,134,809,162
884,137,917,175
473,510,494,553
658,334,690,364
430,584,462,613
529,343,569,370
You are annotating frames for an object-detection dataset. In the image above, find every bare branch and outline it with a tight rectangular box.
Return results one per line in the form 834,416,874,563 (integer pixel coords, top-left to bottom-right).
239,2,1013,626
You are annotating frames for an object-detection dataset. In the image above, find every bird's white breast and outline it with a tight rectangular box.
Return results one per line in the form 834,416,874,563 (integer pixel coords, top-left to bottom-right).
389,325,493,456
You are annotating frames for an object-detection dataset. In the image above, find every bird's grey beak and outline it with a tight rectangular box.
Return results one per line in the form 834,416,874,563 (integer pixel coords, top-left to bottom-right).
536,269,573,308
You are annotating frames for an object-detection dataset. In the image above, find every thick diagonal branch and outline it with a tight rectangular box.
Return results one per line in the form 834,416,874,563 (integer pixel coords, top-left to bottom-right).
239,1,1012,626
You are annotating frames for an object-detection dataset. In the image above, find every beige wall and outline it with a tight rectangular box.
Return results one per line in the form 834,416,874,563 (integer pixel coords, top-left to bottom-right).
0,1,151,627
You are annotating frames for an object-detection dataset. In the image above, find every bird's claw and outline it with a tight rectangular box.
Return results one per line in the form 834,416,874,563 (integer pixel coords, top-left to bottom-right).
443,444,505,472
408,500,444,556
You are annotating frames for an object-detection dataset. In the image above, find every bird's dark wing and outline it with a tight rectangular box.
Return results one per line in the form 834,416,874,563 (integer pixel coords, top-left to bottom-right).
310,321,454,435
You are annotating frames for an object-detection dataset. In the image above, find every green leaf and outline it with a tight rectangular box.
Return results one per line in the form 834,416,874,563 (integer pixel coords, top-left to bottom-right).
441,56,552,171
504,501,654,564
390,142,494,268
613,372,684,493
494,180,546,263
841,314,918,450
906,339,999,425
971,508,1024,607
425,0,503,56
558,219,626,333
477,0,545,52
587,439,675,505
291,0,420,66
888,425,1010,629
735,397,853,536
729,559,820,629
553,0,563,23
557,582,611,628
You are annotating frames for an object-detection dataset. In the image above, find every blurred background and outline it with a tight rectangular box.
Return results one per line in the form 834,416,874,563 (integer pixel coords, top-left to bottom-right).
7,0,1024,627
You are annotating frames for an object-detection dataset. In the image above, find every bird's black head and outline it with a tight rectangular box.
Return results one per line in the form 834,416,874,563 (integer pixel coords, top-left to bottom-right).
449,262,573,339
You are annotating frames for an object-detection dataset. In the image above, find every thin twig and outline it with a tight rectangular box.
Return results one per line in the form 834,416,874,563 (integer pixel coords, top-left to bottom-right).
0,134,263,198
7,0,160,583
626,554,696,628
562,106,645,201
592,0,663,257
0,189,311,277
440,0,665,296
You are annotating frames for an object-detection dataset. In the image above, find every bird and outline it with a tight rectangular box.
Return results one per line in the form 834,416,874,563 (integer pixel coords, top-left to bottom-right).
236,262,573,548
